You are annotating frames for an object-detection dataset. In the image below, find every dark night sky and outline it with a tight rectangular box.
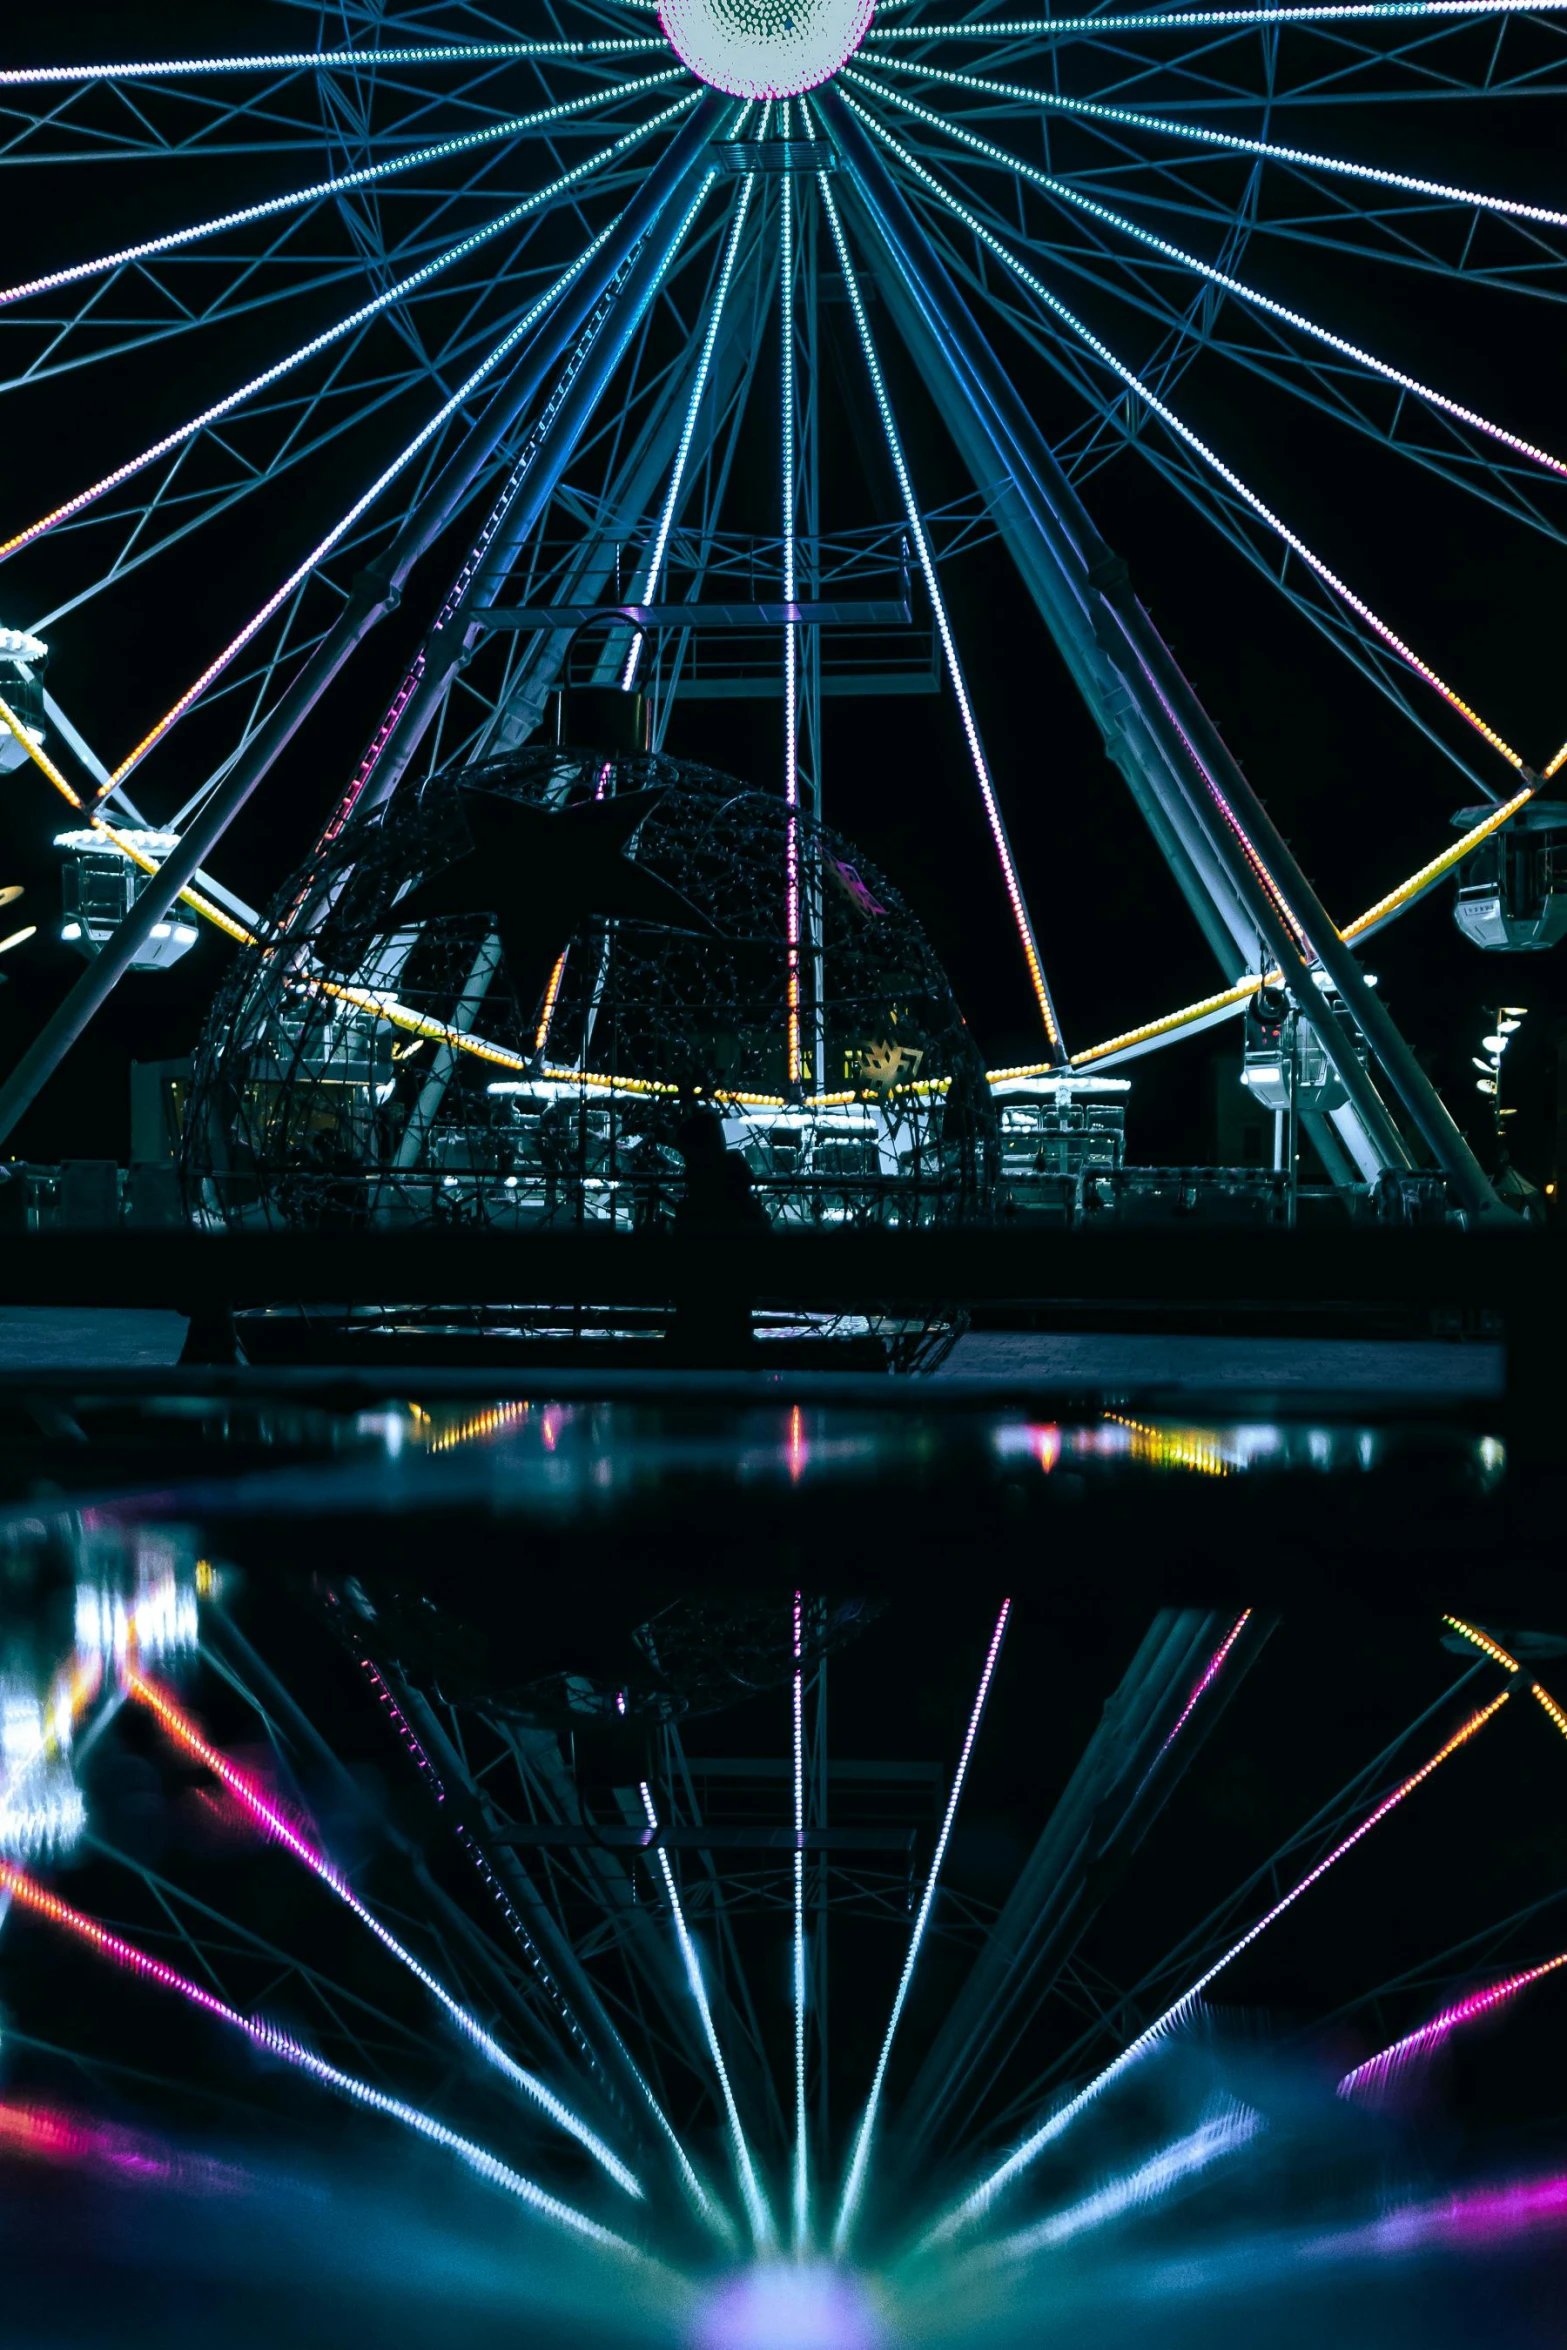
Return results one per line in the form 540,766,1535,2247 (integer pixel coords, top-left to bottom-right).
2,0,1566,1179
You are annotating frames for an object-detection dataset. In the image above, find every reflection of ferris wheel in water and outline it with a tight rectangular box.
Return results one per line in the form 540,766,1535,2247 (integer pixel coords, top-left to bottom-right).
4,1499,1567,2328
4,3,1567,1216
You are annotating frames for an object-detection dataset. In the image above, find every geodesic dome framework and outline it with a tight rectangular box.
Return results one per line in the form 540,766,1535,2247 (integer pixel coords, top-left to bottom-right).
183,745,995,1242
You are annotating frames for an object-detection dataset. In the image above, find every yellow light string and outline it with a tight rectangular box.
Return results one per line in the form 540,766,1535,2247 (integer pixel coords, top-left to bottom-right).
533,947,570,1055
1068,784,1544,1069
1542,742,1567,782
0,694,258,946
1442,1614,1521,1675
1531,1683,1567,1742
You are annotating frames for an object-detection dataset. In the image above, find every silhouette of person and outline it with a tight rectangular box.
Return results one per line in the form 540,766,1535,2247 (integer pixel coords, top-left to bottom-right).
668,1108,767,1360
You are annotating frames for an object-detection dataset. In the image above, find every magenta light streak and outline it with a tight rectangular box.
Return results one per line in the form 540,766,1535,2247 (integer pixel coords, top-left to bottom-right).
130,1673,640,2197
0,1863,622,2249
1307,2169,1567,2260
834,1599,1012,2255
926,1691,1511,2246
1339,1951,1567,2102
1153,1611,1252,1769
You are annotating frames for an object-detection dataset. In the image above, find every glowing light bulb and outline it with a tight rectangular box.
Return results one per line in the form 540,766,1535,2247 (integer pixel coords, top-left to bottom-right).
659,0,873,97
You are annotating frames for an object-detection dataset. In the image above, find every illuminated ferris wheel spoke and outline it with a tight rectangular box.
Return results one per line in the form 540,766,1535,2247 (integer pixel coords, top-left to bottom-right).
127,1670,644,2198
922,1689,1511,2250
0,1860,634,2251
854,76,1567,488
0,41,668,88
781,116,804,1091
0,73,687,314
639,1781,775,2253
866,0,1567,40
866,55,1567,232
834,1600,1012,2258
620,166,760,687
816,161,1068,1056
101,223,628,789
848,98,1530,776
0,105,695,569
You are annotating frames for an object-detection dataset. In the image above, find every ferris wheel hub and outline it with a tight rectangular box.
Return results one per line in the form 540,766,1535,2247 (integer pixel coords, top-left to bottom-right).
659,0,873,100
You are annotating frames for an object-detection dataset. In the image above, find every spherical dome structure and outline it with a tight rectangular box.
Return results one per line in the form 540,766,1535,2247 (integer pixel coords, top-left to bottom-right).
184,749,994,1308
658,0,873,99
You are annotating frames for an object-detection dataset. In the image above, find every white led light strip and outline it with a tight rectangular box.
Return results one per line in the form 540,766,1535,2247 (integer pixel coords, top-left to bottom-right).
640,1782,775,2251
622,147,760,686
867,0,1567,39
0,40,666,85
866,54,1567,229
0,72,686,310
816,163,1065,1048
859,76,1567,482
833,1599,1012,2255
0,98,695,567
107,222,624,785
844,95,1526,770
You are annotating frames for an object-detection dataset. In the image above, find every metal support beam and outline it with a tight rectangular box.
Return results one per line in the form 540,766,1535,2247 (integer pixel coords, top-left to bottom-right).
825,93,1502,1204
892,1610,1272,2171
0,91,729,1153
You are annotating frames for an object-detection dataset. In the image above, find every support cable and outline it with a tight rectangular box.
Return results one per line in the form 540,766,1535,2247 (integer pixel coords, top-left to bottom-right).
127,1669,642,2197
866,2,1567,43
621,166,760,687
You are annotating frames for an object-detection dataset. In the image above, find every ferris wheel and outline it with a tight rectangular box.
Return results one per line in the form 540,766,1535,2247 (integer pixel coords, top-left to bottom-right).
2,0,1567,1219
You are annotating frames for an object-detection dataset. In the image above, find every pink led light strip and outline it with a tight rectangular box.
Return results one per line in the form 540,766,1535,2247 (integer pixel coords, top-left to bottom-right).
1152,1610,1253,1770
792,1591,808,2251
0,1859,624,2247
847,90,1527,777
814,164,1065,1052
835,1599,1013,2253
926,1689,1511,2244
126,1671,640,2197
1339,1951,1567,2101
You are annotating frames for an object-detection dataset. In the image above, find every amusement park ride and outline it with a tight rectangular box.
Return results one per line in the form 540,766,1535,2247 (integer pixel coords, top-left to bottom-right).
2,0,1567,1245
